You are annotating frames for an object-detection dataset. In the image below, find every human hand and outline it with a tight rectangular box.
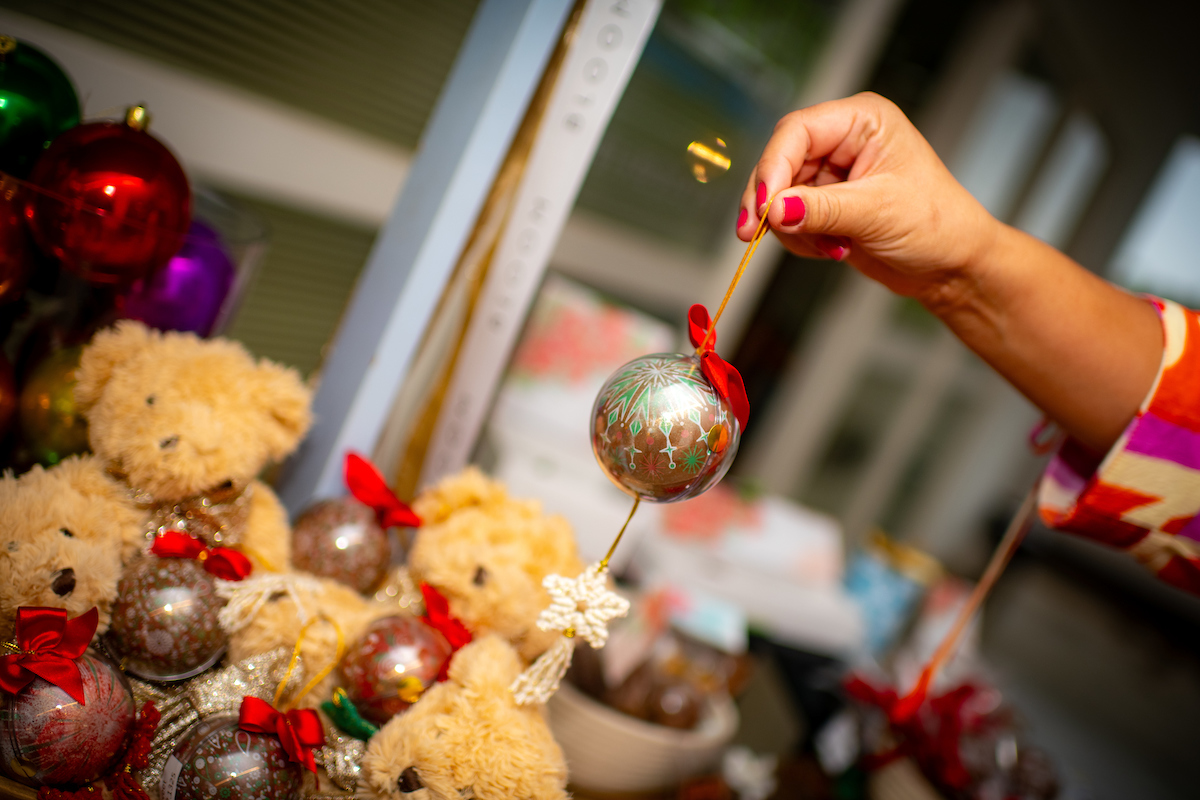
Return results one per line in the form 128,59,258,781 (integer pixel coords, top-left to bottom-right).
738,93,1001,304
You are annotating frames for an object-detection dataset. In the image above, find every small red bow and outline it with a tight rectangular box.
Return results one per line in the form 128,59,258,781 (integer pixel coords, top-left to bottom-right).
151,530,253,581
687,304,749,430
345,452,422,529
420,583,472,681
0,607,98,704
238,696,325,774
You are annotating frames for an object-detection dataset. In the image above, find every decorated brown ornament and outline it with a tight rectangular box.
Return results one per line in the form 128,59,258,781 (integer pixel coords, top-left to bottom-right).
0,650,136,787
591,352,741,503
292,497,390,593
106,556,228,681
162,715,303,800
339,615,451,725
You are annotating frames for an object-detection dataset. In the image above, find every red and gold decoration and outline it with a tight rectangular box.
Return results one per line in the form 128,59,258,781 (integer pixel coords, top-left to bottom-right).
24,105,191,285
339,614,452,725
150,529,253,582
17,345,89,467
0,608,137,788
0,36,80,179
105,556,227,681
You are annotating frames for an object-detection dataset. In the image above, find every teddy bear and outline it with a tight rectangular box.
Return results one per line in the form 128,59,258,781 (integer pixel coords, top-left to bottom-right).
408,467,584,663
73,320,312,572
0,455,146,640
360,634,569,800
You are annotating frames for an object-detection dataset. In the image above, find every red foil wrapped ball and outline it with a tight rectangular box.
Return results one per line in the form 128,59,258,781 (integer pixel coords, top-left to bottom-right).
292,498,391,594
105,556,227,681
24,109,191,285
340,615,451,725
163,715,303,800
0,650,136,788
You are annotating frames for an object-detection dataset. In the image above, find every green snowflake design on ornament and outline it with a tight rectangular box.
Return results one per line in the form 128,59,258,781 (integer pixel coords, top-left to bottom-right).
680,443,707,473
601,355,716,428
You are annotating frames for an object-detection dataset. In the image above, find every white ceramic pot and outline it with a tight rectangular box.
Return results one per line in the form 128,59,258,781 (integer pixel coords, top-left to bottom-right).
546,682,739,794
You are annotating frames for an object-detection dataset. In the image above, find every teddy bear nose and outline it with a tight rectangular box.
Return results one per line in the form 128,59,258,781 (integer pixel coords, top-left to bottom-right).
52,568,76,596
397,767,423,793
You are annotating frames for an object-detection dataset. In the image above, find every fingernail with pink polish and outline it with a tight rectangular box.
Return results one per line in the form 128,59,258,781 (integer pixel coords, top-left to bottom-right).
736,208,748,230
756,181,767,209
782,196,805,226
817,236,850,261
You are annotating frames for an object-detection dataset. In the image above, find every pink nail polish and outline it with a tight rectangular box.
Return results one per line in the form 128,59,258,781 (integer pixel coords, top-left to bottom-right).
782,196,805,226
817,236,849,261
736,208,748,229
756,181,766,209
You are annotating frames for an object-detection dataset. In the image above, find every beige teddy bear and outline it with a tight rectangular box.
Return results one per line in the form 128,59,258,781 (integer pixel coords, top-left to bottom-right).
0,455,145,640
361,634,569,800
409,468,583,663
74,320,312,572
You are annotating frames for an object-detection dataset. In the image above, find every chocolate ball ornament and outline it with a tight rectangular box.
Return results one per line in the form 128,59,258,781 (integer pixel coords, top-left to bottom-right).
0,650,135,788
591,353,741,503
164,715,303,800
18,345,89,466
106,556,227,681
0,36,80,178
340,615,451,725
25,105,191,285
292,498,390,594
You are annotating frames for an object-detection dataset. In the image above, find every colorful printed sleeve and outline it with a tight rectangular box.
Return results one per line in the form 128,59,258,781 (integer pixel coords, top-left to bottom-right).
1039,298,1200,594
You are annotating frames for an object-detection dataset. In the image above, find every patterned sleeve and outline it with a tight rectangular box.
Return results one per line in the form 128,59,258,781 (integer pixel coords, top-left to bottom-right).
1038,298,1200,594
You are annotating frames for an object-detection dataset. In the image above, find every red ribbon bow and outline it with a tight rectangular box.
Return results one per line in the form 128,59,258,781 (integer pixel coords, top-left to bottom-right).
0,606,98,704
420,583,472,681
151,530,253,581
344,452,422,529
238,696,325,774
687,304,750,430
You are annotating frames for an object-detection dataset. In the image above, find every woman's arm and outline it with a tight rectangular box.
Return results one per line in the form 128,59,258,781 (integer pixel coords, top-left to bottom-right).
739,93,1162,453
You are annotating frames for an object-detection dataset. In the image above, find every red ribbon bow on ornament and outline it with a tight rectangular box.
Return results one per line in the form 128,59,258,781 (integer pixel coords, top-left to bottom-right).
238,696,325,774
688,304,750,430
345,452,422,529
0,606,98,704
151,530,253,581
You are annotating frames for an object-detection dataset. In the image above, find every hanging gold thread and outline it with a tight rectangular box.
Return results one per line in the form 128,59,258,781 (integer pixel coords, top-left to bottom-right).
273,614,346,711
698,194,778,354
598,495,641,572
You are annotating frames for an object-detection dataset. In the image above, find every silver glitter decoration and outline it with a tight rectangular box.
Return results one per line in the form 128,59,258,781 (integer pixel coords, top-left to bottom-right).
132,649,304,799
372,566,424,614
315,725,366,793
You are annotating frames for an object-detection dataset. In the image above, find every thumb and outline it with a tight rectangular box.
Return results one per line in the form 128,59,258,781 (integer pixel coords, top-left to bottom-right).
766,178,883,240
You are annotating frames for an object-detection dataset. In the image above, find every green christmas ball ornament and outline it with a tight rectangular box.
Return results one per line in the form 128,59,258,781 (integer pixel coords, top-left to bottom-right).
0,35,81,178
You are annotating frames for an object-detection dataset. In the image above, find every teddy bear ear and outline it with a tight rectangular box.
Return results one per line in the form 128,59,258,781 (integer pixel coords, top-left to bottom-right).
446,634,522,690
250,360,313,459
75,321,156,411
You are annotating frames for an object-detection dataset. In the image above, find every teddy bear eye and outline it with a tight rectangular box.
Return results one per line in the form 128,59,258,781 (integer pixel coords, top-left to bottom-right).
146,395,156,406
473,566,488,586
397,767,423,793
59,528,74,538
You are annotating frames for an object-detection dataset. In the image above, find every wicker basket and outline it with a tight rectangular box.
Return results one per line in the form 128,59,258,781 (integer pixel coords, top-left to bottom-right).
546,682,738,794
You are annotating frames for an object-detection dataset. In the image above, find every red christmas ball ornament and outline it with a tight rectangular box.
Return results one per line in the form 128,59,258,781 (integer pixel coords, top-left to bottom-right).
163,715,303,800
0,650,136,788
24,105,191,285
292,498,391,594
340,615,451,725
105,556,228,681
0,180,33,304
